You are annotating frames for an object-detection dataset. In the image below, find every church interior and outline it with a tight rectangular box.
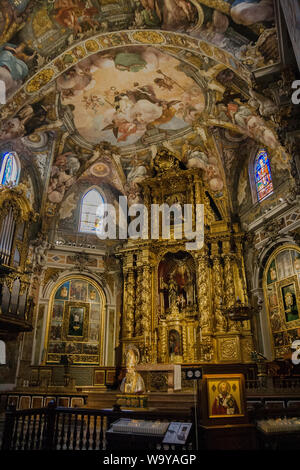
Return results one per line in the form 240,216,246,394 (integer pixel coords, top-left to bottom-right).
0,0,300,453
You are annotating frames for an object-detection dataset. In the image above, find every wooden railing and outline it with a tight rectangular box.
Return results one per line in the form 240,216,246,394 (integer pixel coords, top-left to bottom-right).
272,377,300,389
1,403,192,451
245,379,261,390
245,376,300,392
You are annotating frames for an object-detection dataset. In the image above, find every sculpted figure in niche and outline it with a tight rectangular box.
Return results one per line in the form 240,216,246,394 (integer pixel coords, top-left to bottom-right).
171,260,195,308
161,256,196,315
169,330,181,360
168,277,178,311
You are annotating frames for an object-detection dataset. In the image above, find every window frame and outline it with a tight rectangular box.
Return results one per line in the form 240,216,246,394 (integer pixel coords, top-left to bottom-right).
249,147,274,204
78,187,106,235
0,152,21,187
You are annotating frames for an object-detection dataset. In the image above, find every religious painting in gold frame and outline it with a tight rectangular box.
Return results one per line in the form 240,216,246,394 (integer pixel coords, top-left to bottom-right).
277,276,300,325
202,374,247,425
62,301,89,342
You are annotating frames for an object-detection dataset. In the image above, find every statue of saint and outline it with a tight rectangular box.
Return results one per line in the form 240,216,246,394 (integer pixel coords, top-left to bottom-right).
168,277,178,310
120,347,145,394
169,330,181,360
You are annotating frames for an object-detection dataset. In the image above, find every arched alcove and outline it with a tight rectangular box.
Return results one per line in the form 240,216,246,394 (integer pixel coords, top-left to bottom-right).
263,245,300,360
44,276,106,366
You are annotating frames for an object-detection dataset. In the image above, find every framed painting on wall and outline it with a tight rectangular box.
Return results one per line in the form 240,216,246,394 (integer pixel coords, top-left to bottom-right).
201,374,247,425
277,276,300,325
63,302,89,342
55,282,69,300
68,306,84,336
282,283,299,323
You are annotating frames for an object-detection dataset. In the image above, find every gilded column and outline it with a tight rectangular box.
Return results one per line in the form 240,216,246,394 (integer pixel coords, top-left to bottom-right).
234,235,255,361
140,264,152,343
135,267,143,336
182,326,188,362
135,248,153,351
123,269,135,338
158,321,167,363
223,253,240,333
195,251,212,334
211,250,226,333
186,322,196,362
235,235,248,304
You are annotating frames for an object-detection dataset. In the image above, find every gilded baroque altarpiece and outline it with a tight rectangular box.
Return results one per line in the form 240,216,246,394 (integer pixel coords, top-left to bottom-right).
117,150,254,365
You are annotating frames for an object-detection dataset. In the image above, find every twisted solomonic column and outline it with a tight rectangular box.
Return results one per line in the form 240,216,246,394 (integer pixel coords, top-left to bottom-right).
196,252,212,334
211,254,226,333
123,269,135,338
223,253,240,333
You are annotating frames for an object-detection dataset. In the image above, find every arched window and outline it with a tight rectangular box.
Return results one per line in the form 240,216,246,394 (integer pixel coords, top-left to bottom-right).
0,152,20,186
79,188,105,234
254,149,273,202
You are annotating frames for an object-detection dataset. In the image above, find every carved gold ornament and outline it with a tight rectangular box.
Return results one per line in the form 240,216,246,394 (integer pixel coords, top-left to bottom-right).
132,31,165,45
26,69,55,94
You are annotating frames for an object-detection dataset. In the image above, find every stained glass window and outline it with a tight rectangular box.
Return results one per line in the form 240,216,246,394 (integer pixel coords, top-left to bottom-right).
79,189,105,234
0,152,20,186
255,149,273,202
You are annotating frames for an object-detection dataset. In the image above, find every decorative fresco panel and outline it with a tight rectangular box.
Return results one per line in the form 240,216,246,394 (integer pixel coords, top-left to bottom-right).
58,46,206,147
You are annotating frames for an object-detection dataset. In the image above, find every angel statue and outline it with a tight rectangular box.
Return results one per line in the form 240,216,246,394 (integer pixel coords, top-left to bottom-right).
32,236,52,267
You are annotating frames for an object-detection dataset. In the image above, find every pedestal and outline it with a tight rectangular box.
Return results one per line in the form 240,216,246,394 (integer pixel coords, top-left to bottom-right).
116,394,148,408
137,364,181,392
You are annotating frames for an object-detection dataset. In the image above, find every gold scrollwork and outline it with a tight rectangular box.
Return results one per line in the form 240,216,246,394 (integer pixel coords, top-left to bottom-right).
132,31,165,45
26,69,55,94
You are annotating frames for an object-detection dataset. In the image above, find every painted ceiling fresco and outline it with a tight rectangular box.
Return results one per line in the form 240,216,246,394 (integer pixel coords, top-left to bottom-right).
59,46,206,147
0,0,279,103
0,0,295,223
